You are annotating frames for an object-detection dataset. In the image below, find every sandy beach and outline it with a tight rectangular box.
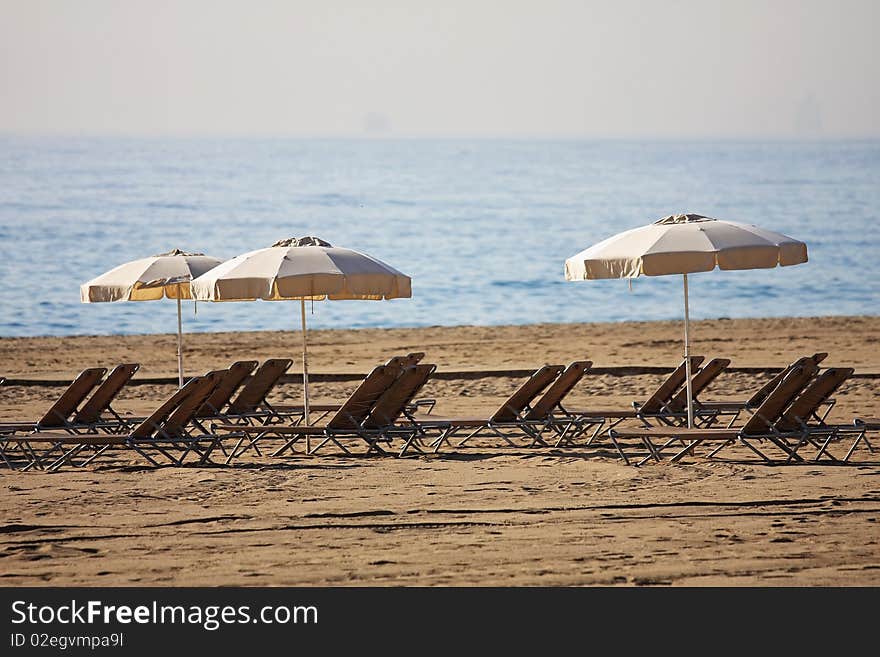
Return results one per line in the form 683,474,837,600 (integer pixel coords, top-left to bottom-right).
1,315,879,586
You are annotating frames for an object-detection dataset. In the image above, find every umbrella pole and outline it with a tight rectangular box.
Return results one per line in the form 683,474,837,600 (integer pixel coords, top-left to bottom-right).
301,299,311,433
176,289,184,388
683,273,694,428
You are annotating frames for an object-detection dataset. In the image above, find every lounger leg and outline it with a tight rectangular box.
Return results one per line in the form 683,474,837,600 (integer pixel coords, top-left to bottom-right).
309,434,350,456
129,444,162,467
0,445,13,470
581,420,606,447
811,433,839,462
669,440,703,463
430,426,455,453
725,412,741,429
225,434,248,463
552,418,574,447
456,426,484,447
636,436,665,466
46,443,88,471
192,438,219,465
76,444,112,468
737,438,771,463
706,439,734,458
398,427,427,458
765,436,803,463
20,441,46,471
272,434,303,457
844,429,869,462
606,430,631,466
398,433,418,457
20,442,52,472
590,417,625,447
0,446,25,470
364,439,388,456
222,435,242,463
492,426,519,448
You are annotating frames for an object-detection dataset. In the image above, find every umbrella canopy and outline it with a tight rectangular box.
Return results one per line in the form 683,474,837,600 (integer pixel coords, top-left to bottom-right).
81,249,224,386
191,236,412,426
191,237,411,301
81,249,223,302
565,213,808,427
565,213,807,280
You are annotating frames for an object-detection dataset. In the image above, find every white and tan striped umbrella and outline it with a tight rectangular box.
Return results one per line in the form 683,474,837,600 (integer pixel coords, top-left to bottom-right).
565,214,807,280
192,237,411,301
565,214,808,427
81,249,223,386
191,237,412,423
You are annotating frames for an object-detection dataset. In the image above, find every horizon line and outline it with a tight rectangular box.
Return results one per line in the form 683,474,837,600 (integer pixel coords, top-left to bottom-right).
2,132,879,142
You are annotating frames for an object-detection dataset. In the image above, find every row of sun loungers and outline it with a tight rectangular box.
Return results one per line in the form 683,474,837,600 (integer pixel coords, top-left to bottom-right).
611,357,867,466
0,351,875,470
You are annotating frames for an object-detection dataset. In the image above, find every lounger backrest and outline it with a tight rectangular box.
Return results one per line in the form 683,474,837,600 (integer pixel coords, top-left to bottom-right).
73,363,140,424
228,358,292,414
776,367,853,431
365,364,436,428
130,376,206,439
328,365,401,430
161,371,225,437
747,352,828,406
523,361,592,421
386,353,425,368
741,358,819,435
37,367,107,427
667,358,731,412
640,356,705,414
490,365,565,423
195,360,258,418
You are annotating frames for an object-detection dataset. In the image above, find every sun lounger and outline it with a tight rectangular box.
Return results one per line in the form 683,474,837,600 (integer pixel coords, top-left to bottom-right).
304,361,435,456
761,367,877,462
0,372,225,471
269,352,428,421
214,362,407,460
101,362,251,430
411,364,566,451
413,358,711,451
194,360,259,420
0,367,107,433
548,356,707,447
360,363,438,456
765,366,856,462
222,358,293,423
608,357,820,465
73,363,139,423
1,364,140,434
474,360,606,446
694,353,828,420
67,363,141,430
664,357,730,418
848,418,879,458
513,360,604,446
632,356,706,420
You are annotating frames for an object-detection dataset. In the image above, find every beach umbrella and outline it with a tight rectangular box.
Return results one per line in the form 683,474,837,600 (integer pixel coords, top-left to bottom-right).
191,236,412,424
564,213,808,427
80,249,223,387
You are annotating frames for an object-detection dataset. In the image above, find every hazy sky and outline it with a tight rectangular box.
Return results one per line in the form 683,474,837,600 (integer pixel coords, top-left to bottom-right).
1,0,877,137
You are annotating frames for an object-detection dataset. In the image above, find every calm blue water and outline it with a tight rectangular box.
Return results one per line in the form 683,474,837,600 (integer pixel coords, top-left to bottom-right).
0,138,878,337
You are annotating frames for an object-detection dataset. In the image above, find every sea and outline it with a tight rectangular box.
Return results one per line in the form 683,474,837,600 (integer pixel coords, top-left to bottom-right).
0,137,877,338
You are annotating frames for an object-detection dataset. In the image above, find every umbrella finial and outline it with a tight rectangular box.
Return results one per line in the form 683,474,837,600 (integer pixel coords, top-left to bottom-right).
153,248,206,257
271,237,333,248
655,213,713,225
